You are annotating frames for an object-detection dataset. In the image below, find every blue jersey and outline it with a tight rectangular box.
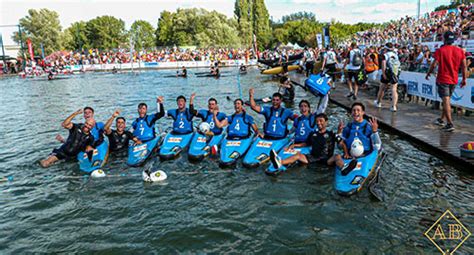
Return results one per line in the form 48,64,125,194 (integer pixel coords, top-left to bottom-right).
227,112,254,139
197,109,226,135
259,106,294,139
342,120,374,153
293,114,316,143
131,113,162,141
167,108,194,134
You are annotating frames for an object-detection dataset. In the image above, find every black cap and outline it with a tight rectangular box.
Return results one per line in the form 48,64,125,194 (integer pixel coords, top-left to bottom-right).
443,31,455,44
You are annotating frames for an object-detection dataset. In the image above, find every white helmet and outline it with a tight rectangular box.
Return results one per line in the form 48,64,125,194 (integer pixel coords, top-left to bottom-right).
199,122,211,134
350,138,364,158
143,170,167,182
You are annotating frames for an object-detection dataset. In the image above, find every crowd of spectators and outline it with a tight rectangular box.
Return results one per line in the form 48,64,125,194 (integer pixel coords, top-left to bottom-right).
353,3,473,46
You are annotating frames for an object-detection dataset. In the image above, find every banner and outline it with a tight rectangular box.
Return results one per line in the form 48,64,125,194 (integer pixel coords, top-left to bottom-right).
316,34,323,49
399,71,474,110
26,39,34,60
40,43,45,59
322,27,330,48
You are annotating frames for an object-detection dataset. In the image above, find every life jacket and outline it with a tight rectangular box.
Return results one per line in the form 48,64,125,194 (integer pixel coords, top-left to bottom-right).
63,124,94,155
227,111,251,139
171,109,193,134
90,122,105,146
344,120,372,153
365,53,379,73
263,107,289,139
132,115,156,141
294,114,316,143
108,130,131,151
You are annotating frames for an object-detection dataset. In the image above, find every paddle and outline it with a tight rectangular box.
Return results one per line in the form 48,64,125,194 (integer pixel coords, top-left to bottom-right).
368,151,387,201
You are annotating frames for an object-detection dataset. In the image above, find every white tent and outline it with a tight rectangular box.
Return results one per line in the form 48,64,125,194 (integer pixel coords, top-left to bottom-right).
293,43,303,50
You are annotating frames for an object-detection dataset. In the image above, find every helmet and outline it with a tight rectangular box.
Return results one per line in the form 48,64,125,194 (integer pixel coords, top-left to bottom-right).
91,169,106,178
350,138,364,158
143,170,167,182
199,122,211,134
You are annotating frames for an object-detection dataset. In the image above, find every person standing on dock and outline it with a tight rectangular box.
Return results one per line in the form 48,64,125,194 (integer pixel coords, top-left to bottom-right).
374,43,401,112
426,31,467,132
344,42,363,100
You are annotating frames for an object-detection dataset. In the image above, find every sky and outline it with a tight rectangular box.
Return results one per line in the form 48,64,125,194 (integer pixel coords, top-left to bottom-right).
1,0,451,44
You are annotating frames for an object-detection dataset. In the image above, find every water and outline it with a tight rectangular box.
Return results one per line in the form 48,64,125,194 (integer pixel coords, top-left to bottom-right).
0,68,472,253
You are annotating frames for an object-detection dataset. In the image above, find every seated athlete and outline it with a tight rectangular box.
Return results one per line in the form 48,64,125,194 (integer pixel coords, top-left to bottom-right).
289,100,316,146
270,113,337,169
83,106,105,147
189,94,226,135
327,102,381,175
40,109,95,168
131,96,165,142
166,95,194,134
249,88,295,139
279,76,295,102
104,109,142,152
177,66,187,77
213,99,260,139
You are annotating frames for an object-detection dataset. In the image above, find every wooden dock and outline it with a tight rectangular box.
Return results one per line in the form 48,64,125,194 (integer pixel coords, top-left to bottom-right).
289,73,474,171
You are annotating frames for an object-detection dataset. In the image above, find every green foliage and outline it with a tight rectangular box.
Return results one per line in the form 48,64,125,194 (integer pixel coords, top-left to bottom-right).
252,0,272,49
329,21,381,46
63,21,89,51
130,20,155,51
13,9,63,56
85,16,127,49
155,8,241,47
234,0,272,48
281,11,316,23
433,1,466,12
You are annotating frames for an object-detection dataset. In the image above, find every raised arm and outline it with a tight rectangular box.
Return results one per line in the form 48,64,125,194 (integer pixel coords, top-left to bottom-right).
213,110,228,128
62,109,83,130
104,109,121,135
189,93,198,116
249,88,261,113
156,96,165,118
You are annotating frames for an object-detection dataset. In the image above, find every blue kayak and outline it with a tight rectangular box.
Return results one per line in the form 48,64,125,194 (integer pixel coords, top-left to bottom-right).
219,136,254,167
266,143,311,175
77,139,109,174
159,132,194,160
127,136,161,167
334,149,380,196
188,132,225,161
242,135,293,168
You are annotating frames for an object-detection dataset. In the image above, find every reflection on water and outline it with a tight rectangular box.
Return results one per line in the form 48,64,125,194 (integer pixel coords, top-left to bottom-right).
0,68,472,253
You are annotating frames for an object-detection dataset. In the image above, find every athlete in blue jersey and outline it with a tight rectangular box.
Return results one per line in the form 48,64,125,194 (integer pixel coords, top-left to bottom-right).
189,95,226,135
249,88,295,139
327,102,381,175
166,95,194,134
213,99,260,139
290,100,316,145
131,96,165,142
83,106,105,147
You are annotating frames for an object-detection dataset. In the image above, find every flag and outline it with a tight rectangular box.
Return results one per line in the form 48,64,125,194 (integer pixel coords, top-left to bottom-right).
40,43,45,59
26,39,34,60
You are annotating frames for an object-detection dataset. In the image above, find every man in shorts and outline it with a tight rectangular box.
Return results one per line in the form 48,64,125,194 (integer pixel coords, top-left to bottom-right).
426,31,467,132
344,42,363,100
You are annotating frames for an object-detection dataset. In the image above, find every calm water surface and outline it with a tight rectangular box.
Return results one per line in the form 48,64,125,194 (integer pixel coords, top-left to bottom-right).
0,68,472,253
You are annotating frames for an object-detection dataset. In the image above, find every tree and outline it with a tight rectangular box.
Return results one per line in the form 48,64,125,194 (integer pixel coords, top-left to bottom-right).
130,20,155,51
282,11,316,23
156,11,174,46
13,8,63,56
252,0,272,49
63,21,89,51
85,16,127,49
234,0,254,47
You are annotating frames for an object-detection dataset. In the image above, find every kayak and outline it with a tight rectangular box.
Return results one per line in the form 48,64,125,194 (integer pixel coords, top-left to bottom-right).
159,132,194,160
258,53,304,67
188,132,225,161
219,136,254,167
77,139,109,174
242,135,293,168
305,73,331,96
261,65,300,75
265,144,312,175
127,136,161,167
334,149,381,196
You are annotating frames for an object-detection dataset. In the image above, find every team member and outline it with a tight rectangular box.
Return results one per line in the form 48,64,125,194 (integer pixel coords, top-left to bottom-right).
374,43,401,112
179,66,187,77
327,102,381,175
279,76,295,102
40,109,95,168
270,113,336,168
290,100,316,145
166,95,195,134
83,106,105,147
344,42,363,100
426,31,467,132
190,94,226,135
249,88,295,139
104,109,142,152
131,97,165,141
213,99,260,138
